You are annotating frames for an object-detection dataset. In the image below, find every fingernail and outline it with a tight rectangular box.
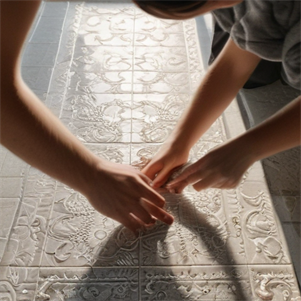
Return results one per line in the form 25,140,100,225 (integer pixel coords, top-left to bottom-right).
169,188,175,194
164,215,174,225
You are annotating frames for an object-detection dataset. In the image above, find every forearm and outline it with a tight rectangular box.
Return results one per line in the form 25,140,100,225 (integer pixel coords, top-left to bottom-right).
1,74,103,196
168,39,260,150
235,96,301,161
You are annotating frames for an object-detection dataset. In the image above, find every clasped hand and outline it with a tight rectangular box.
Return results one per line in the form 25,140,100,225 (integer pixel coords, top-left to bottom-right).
143,139,255,194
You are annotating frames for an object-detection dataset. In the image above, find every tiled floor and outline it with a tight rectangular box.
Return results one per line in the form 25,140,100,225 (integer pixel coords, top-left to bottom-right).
0,2,300,300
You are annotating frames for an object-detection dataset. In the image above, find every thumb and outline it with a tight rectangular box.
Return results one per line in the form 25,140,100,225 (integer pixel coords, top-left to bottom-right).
142,161,163,180
166,163,197,187
152,166,174,188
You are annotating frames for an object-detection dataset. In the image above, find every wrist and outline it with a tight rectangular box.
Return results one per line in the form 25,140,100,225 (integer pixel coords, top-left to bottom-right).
230,133,259,164
75,154,108,198
166,131,195,154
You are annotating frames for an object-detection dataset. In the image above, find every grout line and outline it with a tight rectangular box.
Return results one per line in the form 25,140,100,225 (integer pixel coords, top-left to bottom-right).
58,2,84,119
45,1,70,107
27,1,46,44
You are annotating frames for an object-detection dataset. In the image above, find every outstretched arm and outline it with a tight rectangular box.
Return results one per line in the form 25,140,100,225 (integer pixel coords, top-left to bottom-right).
167,96,301,192
0,1,173,232
142,38,261,187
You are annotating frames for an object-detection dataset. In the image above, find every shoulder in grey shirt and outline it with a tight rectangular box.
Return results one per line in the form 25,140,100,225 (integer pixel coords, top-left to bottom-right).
212,0,300,90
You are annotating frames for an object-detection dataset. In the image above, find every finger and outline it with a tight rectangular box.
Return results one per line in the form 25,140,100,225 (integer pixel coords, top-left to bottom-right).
167,169,208,193
140,198,174,225
119,213,144,234
192,175,219,191
217,180,238,190
142,185,166,208
131,205,157,225
167,162,204,187
168,180,189,194
152,167,174,188
142,161,163,180
138,172,154,186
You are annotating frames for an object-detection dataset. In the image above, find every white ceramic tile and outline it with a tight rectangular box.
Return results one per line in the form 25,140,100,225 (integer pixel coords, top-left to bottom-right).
223,109,247,139
23,173,56,198
0,146,7,170
238,181,291,264
135,15,184,34
30,16,64,43
0,198,20,239
134,33,185,47
0,267,39,300
1,197,53,266
141,266,252,301
1,2,299,299
134,47,188,72
42,190,140,266
0,151,28,177
140,190,247,266
85,143,131,165
69,71,133,94
132,93,189,122
248,265,300,301
0,238,7,263
37,267,138,300
21,42,59,67
242,161,266,183
0,178,23,198
44,92,65,117
79,13,134,35
131,120,176,143
60,117,131,143
61,93,132,126
21,66,53,91
190,71,205,93
42,1,68,18
73,45,134,73
133,72,190,94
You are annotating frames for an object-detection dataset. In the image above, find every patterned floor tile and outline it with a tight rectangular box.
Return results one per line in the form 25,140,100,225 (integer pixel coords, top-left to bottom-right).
36,267,138,300
0,267,39,300
140,266,252,300
248,265,301,301
1,2,299,300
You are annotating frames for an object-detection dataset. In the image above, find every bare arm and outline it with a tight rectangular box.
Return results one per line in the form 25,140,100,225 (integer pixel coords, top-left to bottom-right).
143,39,261,186
168,38,261,149
167,95,301,192
238,96,301,161
0,1,173,231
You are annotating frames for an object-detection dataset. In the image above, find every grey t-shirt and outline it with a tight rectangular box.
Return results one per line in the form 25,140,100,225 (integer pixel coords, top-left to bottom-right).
212,0,300,90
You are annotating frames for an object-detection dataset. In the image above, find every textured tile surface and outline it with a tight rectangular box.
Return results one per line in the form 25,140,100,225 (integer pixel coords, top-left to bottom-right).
0,2,300,300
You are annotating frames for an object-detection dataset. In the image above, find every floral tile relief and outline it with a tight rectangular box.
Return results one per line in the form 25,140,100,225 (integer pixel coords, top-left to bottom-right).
0,267,39,301
140,266,252,301
249,265,301,301
0,2,300,301
36,268,138,301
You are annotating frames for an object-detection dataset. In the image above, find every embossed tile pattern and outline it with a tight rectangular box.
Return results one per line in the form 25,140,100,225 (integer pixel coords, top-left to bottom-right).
0,2,300,301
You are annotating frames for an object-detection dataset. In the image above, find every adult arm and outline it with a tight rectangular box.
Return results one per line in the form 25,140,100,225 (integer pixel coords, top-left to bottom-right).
0,1,173,232
142,38,261,187
167,96,301,192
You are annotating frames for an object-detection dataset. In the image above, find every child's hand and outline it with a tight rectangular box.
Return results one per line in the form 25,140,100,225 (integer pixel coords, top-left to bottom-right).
141,143,190,189
86,161,174,233
166,139,255,193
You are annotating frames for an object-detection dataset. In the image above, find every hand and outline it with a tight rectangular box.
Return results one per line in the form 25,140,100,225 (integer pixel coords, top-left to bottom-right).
166,139,256,193
86,161,174,233
142,142,190,188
